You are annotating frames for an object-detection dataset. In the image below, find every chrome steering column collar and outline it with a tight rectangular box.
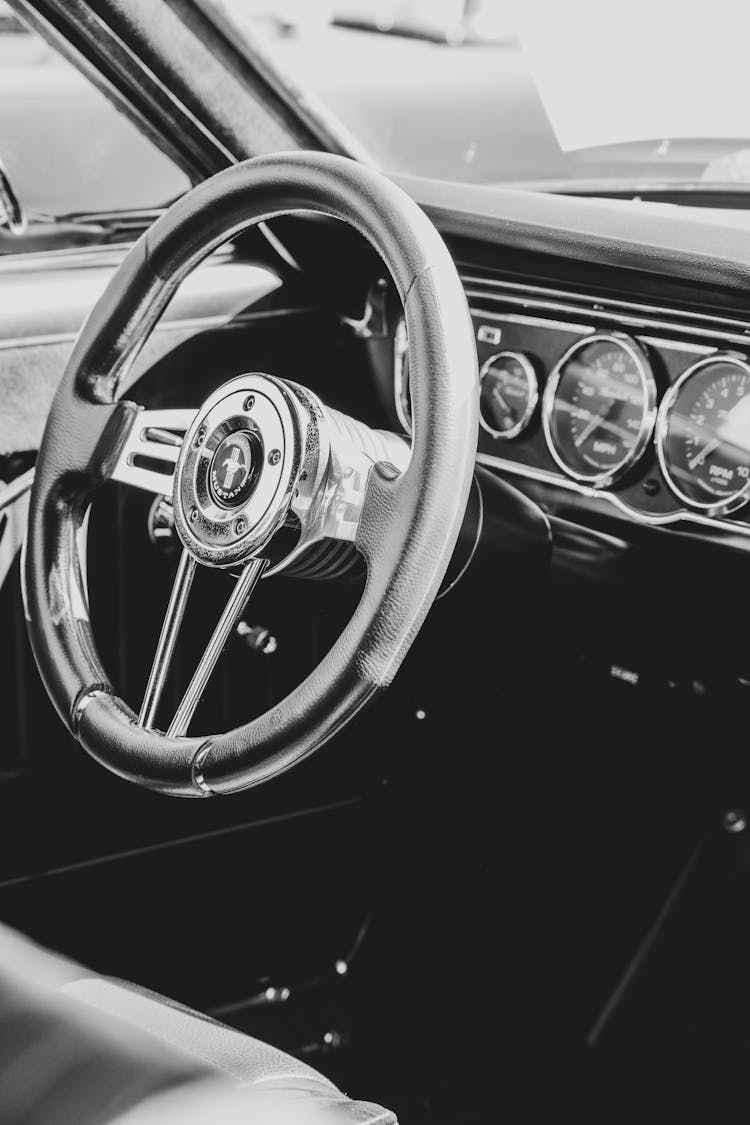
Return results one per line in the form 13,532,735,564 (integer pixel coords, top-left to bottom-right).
269,380,410,578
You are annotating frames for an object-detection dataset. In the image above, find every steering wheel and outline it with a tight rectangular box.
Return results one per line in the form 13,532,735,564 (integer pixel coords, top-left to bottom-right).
24,153,478,796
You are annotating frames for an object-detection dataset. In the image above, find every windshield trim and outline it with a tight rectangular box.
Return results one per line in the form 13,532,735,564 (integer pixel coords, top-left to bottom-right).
497,178,750,207
6,0,230,181
196,0,376,168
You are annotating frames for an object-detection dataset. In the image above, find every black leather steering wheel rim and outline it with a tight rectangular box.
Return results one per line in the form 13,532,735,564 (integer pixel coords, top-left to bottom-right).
24,152,478,796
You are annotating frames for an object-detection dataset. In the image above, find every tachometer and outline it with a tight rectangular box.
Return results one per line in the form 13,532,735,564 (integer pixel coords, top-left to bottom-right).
479,351,538,439
656,354,750,514
543,333,657,486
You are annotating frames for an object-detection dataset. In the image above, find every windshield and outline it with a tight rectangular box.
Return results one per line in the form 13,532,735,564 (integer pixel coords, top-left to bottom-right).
209,0,750,195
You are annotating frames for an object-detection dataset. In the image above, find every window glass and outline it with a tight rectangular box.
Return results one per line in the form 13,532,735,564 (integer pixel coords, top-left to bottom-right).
0,7,189,224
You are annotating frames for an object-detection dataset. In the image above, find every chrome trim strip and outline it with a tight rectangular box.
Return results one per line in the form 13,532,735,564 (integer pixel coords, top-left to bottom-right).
638,336,716,356
470,305,594,336
655,353,750,517
0,240,175,277
71,687,112,736
461,273,750,341
541,332,657,488
0,308,309,356
0,242,137,275
476,452,750,541
0,219,307,288
191,742,215,796
468,306,719,360
466,287,750,347
464,288,750,348
0,240,237,277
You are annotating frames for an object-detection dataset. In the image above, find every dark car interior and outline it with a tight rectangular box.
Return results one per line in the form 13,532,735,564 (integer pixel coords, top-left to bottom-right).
4,2,750,1123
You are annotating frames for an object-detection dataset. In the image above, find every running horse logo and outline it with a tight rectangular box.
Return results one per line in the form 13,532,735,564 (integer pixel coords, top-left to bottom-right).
209,430,256,507
221,443,246,492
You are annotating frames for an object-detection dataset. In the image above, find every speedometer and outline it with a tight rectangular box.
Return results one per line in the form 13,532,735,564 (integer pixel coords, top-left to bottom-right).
542,333,657,486
656,354,750,515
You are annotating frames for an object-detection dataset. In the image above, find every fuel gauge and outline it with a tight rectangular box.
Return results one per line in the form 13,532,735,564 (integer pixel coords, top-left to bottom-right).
479,351,538,439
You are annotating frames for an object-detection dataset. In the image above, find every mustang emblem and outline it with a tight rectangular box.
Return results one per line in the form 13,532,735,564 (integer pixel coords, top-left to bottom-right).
208,430,258,507
221,444,246,491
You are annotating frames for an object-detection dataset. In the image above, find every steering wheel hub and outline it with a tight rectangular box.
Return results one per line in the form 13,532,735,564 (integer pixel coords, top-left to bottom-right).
172,374,304,569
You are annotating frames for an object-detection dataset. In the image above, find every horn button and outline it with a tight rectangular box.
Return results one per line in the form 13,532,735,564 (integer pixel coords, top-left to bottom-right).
172,375,304,569
209,430,262,509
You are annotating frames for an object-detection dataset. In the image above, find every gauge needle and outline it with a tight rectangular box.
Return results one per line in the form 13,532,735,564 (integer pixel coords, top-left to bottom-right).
574,411,607,448
492,386,511,413
687,394,750,469
687,437,719,470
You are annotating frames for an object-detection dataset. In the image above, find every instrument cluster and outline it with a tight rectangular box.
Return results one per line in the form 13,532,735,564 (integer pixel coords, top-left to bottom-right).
490,332,750,519
393,282,750,535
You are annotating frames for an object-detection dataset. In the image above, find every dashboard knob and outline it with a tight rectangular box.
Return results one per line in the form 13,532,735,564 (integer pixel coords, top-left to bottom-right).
147,495,176,553
236,622,278,655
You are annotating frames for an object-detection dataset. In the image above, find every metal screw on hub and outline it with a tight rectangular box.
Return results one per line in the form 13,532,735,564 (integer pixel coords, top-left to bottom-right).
189,507,199,523
243,395,255,412
234,517,248,536
194,426,207,449
268,449,281,466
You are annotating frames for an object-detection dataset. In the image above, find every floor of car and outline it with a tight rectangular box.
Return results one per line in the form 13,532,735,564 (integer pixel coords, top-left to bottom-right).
208,587,750,1125
291,819,750,1125
6,493,750,1122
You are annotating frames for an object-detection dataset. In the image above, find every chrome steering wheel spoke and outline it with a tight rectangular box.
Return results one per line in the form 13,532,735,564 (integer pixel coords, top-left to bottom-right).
166,557,267,738
111,407,197,495
139,550,267,737
138,547,197,730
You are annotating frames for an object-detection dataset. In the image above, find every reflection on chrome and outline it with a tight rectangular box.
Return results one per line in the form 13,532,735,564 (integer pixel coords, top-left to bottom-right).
479,350,538,440
111,408,197,496
656,354,750,515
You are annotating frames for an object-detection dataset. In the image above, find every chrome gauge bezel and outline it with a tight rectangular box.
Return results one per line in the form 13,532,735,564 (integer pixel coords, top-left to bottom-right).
655,353,750,517
542,331,658,488
479,350,538,440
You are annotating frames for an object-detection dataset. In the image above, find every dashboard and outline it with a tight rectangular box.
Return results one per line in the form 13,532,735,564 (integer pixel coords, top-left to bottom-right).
395,270,750,548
